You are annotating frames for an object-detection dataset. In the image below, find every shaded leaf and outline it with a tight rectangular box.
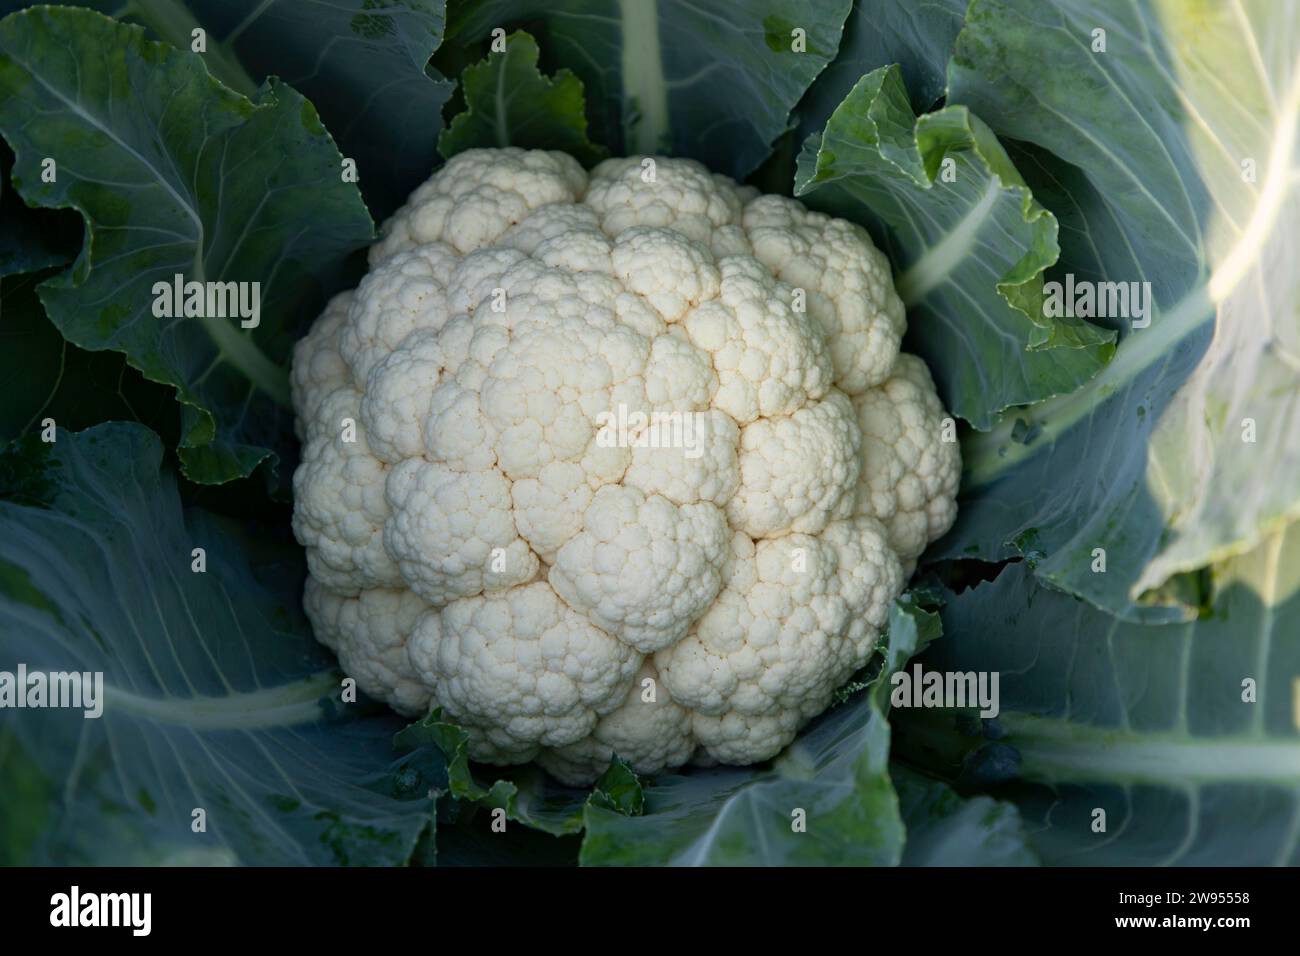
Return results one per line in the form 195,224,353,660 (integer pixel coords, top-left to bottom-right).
796,64,1114,429
893,765,1037,866
796,0,967,137
0,423,436,865
444,0,853,178
395,711,595,835
179,0,455,221
433,816,582,865
0,141,78,277
0,271,175,441
439,29,605,164
0,6,373,486
0,727,50,865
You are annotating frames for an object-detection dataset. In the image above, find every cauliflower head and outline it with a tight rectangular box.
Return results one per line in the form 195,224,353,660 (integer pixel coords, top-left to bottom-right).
291,148,959,786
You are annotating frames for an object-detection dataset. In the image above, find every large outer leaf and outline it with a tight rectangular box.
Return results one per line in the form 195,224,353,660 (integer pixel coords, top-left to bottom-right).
0,424,438,865
0,142,78,278
0,271,174,440
795,0,968,136
0,7,373,486
3,120,172,454
438,30,605,164
0,727,50,865
577,598,937,866
2,0,455,221
444,0,853,179
795,65,1114,428
904,525,1300,865
893,766,1038,866
943,0,1300,616
178,0,454,221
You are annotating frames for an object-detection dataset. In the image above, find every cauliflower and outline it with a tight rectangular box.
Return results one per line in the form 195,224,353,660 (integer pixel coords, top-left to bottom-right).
291,148,960,786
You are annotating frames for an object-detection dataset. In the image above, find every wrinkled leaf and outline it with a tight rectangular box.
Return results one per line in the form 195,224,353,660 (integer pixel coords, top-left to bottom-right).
587,756,645,815
795,0,967,137
177,0,454,221
444,0,852,179
439,29,605,163
395,711,600,835
0,423,437,865
946,0,1300,616
0,6,373,486
796,64,1114,428
19,0,456,221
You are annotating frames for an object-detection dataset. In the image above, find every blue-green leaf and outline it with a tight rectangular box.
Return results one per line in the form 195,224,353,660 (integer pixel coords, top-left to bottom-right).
438,30,605,163
0,270,175,441
177,0,455,221
944,0,1300,617
444,0,853,179
796,64,1114,429
905,524,1300,865
0,423,436,865
893,766,1038,866
795,0,967,138
0,142,78,278
0,6,374,486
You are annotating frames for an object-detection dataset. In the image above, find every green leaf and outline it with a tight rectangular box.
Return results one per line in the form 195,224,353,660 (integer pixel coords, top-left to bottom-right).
903,524,1300,865
755,0,965,198
0,141,78,278
795,0,967,137
0,727,51,865
945,0,1300,616
444,0,853,179
0,6,374,486
588,756,645,815
0,423,437,865
577,598,935,866
175,0,455,221
394,711,595,835
0,271,175,441
439,30,605,164
394,711,476,794
7,0,455,221
795,64,1115,429
892,766,1038,866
